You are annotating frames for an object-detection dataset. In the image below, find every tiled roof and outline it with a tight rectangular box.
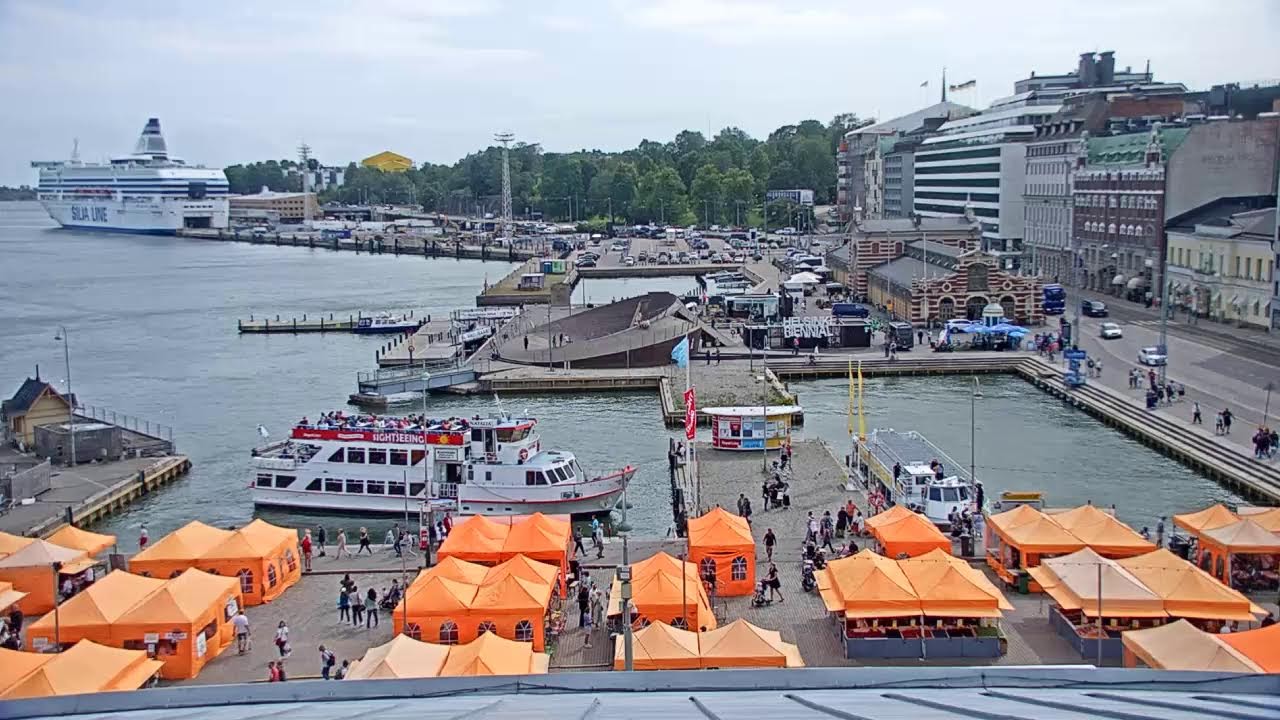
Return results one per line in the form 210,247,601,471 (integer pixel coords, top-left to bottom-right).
2,378,53,416
1086,127,1189,166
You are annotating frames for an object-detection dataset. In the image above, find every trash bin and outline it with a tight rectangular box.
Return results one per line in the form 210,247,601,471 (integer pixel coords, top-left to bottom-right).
959,533,973,557
1016,572,1030,595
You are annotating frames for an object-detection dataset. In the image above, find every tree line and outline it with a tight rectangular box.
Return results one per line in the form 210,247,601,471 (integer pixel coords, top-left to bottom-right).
224,115,870,227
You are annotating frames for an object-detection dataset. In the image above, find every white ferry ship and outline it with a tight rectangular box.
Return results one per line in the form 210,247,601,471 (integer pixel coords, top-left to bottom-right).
250,411,634,516
853,429,976,527
32,118,229,234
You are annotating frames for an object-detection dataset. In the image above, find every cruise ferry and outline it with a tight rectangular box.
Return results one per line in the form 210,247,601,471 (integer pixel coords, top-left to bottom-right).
32,118,229,234
250,411,634,516
853,429,976,527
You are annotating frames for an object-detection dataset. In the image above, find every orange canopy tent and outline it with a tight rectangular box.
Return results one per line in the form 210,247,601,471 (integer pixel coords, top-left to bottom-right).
899,549,1013,618
818,550,920,618
484,553,560,587
436,515,510,565
1121,620,1262,672
1219,622,1280,673
608,551,715,630
1172,504,1238,535
864,505,917,530
987,504,1087,556
869,510,952,559
613,620,701,670
1028,548,1166,618
196,519,301,605
631,550,701,580
344,633,450,680
0,531,34,558
26,570,166,649
0,539,94,615
128,521,233,580
1117,549,1266,622
687,507,756,596
1047,505,1155,558
439,514,569,595
112,568,242,680
698,618,804,668
1238,507,1280,532
0,639,164,699
0,581,28,611
439,630,550,676
470,574,555,651
500,513,571,564
1197,519,1280,585
46,525,116,556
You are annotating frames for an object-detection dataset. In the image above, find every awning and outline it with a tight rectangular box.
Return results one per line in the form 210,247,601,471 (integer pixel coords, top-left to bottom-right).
1126,277,1143,290
1111,274,1126,285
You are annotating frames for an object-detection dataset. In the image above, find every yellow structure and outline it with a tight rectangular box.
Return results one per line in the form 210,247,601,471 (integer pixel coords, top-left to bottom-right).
2,377,73,447
361,151,413,173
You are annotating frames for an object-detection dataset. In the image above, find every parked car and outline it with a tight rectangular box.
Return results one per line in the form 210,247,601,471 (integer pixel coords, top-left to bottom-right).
778,227,797,236
1137,346,1167,366
1081,299,1109,317
623,255,635,266
575,256,597,268
1099,322,1123,339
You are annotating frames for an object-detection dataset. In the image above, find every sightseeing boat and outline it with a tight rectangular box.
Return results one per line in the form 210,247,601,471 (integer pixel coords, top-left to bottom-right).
852,428,976,527
352,313,420,335
250,412,634,516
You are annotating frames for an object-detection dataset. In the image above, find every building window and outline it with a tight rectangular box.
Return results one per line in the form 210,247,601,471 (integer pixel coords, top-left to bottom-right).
731,557,748,581
238,569,253,594
440,621,460,645
515,620,534,642
967,264,990,292
1108,223,1116,235
938,297,956,321
266,563,278,588
405,623,422,640
1000,295,1016,320
477,620,497,636
699,557,717,584
284,549,297,573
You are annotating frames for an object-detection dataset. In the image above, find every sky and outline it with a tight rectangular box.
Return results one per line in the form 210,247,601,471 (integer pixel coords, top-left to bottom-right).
1,0,1279,186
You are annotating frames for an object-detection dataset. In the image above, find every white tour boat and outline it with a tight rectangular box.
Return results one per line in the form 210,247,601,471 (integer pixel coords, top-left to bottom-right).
352,313,420,335
249,412,633,516
853,428,976,527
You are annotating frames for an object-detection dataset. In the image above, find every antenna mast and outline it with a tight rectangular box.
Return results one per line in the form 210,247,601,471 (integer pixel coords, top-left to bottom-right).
297,142,313,224
495,132,515,241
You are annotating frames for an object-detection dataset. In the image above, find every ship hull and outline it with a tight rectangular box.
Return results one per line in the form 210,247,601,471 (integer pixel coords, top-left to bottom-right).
40,197,228,235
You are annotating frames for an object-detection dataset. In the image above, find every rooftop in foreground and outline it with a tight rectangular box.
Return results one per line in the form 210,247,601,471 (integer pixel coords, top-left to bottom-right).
4,667,1276,720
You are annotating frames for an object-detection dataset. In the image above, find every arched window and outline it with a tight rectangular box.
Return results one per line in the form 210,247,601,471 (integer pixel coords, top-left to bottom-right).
938,297,956,321
515,620,534,642
439,620,460,645
405,623,422,640
169,569,184,579
871,241,881,256
477,620,497,636
1000,295,1016,320
284,549,297,573
699,557,717,583
266,563,278,588
966,263,989,292
237,569,254,594
1108,223,1117,235
731,557,748,581
670,616,688,629
1120,196,1129,209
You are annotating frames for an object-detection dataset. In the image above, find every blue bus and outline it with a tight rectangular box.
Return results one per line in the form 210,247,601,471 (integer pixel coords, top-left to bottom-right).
1043,283,1066,315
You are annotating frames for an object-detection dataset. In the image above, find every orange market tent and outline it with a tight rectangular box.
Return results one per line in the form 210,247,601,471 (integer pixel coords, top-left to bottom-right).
1117,549,1265,622
688,507,756,596
1121,620,1262,672
864,505,918,531
112,568,243,680
0,639,164,699
987,504,1087,557
613,620,701,670
437,515,510,565
128,521,233,580
484,554,560,587
1173,504,1238,534
424,556,491,585
819,549,920,618
1047,505,1155,558
1238,507,1280,532
470,574,555,651
1028,548,1166,618
698,618,804,668
900,549,1013,618
870,510,952,559
395,574,480,640
608,551,715,630
439,630,550,676
0,539,94,614
196,519,301,605
26,571,166,649
0,531,34,558
46,525,116,556
344,634,450,679
440,514,570,595
500,513,570,565
1197,519,1280,585
0,580,27,610
1219,622,1280,673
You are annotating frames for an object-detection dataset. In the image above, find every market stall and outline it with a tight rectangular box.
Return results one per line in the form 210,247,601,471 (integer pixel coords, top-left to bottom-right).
868,508,952,558
0,531,33,558
1116,549,1265,624
984,505,1085,591
1121,620,1262,672
687,507,755,596
1194,519,1280,593
346,632,548,679
607,551,715,631
344,634,449,679
0,581,27,610
612,620,701,670
698,618,804,668
701,406,799,451
1046,505,1155,559
0,639,164,699
1238,506,1280,532
1219,622,1280,672
196,519,302,605
45,526,116,557
438,513,570,595
1172,504,1239,535
127,521,233,580
437,515,514,565
26,571,165,650
0,539,95,615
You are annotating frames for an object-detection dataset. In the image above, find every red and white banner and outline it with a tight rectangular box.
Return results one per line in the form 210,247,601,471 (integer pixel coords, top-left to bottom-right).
683,388,697,440
291,427,465,445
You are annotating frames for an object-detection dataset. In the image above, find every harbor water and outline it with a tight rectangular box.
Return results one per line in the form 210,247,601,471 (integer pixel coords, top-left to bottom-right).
0,201,1239,545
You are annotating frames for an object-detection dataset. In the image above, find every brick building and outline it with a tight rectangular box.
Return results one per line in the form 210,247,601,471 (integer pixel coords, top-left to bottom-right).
823,215,981,299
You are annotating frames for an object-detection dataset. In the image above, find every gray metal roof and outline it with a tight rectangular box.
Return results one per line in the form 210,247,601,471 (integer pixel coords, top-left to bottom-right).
868,255,942,289
6,667,1277,720
855,216,979,234
846,101,977,139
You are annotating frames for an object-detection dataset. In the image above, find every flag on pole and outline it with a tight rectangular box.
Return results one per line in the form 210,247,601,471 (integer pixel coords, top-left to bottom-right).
949,79,976,91
671,337,689,368
683,388,697,440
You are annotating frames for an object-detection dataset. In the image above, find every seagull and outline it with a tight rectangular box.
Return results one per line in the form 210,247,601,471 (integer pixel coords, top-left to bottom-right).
257,424,270,438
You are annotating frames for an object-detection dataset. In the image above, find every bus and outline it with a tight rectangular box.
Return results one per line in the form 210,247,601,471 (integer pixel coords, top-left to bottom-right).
1043,283,1066,315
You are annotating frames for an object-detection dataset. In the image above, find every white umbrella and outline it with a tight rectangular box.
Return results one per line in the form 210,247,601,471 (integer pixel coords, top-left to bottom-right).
788,271,820,284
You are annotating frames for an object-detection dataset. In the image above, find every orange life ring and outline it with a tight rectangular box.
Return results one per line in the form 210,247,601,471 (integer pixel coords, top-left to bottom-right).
519,448,529,462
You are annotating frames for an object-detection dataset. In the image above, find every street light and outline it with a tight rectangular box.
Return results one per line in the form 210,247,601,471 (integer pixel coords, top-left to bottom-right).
970,377,982,483
53,326,75,468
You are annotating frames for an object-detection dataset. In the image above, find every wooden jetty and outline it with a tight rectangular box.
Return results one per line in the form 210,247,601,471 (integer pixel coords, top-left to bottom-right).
238,313,359,334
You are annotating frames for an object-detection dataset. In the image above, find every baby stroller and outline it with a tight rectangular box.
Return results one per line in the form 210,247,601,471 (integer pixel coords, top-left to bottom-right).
751,579,772,607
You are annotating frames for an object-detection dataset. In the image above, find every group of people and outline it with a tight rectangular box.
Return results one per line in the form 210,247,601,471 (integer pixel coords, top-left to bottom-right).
296,411,471,433
337,574,390,629
1033,333,1063,361
1250,426,1278,459
574,571,607,648
307,517,452,564
0,604,24,650
571,517,607,560
804,499,866,555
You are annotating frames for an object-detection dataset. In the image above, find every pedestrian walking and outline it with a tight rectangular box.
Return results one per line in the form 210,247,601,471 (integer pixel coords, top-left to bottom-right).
572,527,586,557
1215,412,1225,435
319,645,336,680
232,608,250,654
338,585,350,623
365,587,379,628
764,528,776,562
792,337,799,356
766,562,783,602
805,512,818,545
577,582,590,628
592,523,604,559
357,527,373,555
400,530,418,557
274,621,291,658
1156,517,1166,548
335,528,351,559
138,524,149,551
276,660,287,682
715,348,721,364
741,496,752,525
301,530,313,572
523,336,529,351
392,527,403,558
316,525,327,557
350,587,364,626
1192,401,1202,424
1222,408,1233,435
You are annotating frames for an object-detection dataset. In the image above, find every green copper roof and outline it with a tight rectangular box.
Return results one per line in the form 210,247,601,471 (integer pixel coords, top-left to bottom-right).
1086,127,1190,167
877,136,898,155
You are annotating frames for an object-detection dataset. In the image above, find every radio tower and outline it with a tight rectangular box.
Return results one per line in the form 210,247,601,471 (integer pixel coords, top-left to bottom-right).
297,142,314,224
495,132,514,240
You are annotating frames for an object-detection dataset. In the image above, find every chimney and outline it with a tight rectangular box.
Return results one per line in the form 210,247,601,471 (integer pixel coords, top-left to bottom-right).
1078,52,1096,87
1098,51,1116,86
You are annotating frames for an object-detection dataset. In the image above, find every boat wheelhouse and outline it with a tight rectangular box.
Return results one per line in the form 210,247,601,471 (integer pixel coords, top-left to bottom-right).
250,412,633,517
853,429,976,527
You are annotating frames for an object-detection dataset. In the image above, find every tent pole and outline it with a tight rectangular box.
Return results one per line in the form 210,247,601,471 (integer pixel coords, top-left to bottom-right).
1096,560,1103,667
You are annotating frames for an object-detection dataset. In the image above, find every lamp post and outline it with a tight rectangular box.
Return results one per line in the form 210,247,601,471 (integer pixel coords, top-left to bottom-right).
1265,382,1275,428
53,326,75,467
970,377,982,482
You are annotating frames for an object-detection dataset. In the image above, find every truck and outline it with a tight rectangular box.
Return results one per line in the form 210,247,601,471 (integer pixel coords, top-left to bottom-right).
1042,283,1066,315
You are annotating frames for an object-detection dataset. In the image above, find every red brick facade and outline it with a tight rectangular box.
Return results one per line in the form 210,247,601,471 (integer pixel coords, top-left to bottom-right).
912,252,1045,326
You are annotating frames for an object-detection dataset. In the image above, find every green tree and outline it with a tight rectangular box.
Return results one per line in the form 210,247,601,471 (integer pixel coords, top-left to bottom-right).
689,163,724,226
610,162,639,221
635,167,689,225
721,168,755,227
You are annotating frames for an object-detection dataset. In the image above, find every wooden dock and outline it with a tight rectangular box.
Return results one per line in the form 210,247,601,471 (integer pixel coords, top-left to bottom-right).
238,313,359,333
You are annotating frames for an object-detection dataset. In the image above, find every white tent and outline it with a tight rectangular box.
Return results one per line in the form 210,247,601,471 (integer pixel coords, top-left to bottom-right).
787,271,821,284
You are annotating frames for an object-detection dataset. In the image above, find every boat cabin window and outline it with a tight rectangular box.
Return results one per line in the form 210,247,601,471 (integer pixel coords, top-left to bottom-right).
411,450,426,466
526,471,548,486
274,475,296,488
368,448,387,465
306,478,322,491
388,481,406,496
327,449,345,462
366,480,386,495
345,479,364,494
324,478,343,493
256,473,273,487
554,466,570,483
409,482,426,497
929,487,942,501
390,449,408,466
496,426,530,443
347,448,365,464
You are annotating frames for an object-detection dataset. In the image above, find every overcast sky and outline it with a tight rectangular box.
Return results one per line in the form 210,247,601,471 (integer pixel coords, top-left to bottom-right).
2,0,1278,186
